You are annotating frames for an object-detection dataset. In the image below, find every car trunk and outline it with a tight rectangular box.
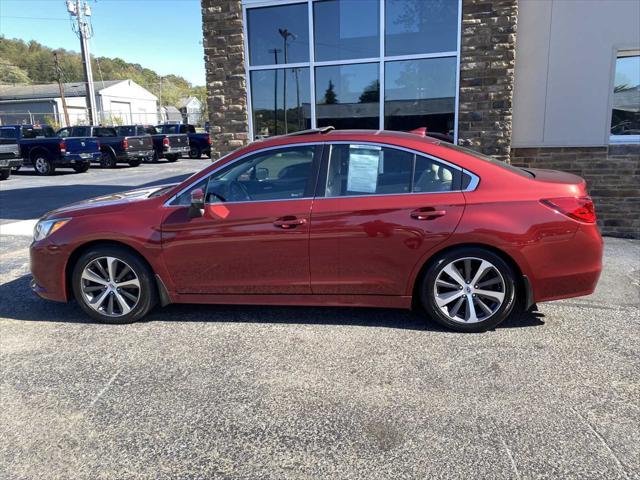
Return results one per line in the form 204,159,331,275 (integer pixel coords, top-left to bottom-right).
125,135,154,153
64,137,100,156
166,134,189,148
526,168,588,195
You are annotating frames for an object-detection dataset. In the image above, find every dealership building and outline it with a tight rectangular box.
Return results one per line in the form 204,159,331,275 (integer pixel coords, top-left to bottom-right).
201,0,639,237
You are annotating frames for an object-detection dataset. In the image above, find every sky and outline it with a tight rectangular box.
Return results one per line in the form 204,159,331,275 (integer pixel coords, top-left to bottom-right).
0,0,206,86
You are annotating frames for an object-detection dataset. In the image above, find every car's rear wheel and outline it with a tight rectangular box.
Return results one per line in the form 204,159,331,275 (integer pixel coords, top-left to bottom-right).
72,163,90,173
0,169,10,180
189,147,201,159
72,246,157,324
33,154,55,176
100,151,117,168
420,248,516,332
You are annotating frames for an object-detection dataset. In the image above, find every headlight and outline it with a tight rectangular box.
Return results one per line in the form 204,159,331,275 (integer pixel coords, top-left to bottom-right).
33,218,70,241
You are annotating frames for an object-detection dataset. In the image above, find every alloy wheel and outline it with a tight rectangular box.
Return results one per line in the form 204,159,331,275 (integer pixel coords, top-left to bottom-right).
433,257,506,324
80,256,141,317
35,157,49,174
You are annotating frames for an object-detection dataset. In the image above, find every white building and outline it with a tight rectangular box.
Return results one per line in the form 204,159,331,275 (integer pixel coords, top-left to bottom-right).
177,96,203,125
0,79,158,126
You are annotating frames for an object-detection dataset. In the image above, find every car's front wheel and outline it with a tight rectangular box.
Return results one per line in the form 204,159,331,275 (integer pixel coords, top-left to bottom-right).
33,154,55,176
420,248,516,332
72,246,157,324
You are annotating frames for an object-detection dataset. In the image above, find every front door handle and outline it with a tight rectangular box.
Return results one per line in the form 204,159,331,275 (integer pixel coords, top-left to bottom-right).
274,216,307,229
411,208,447,221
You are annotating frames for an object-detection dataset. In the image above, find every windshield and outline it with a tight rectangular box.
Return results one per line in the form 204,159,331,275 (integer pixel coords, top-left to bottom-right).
440,143,534,178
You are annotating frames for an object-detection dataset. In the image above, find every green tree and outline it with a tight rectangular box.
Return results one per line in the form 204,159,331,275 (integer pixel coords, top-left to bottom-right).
323,80,338,104
359,80,380,103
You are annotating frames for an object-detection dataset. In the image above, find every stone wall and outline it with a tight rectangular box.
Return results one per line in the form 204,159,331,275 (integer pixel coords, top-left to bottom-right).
458,0,518,162
512,145,640,238
201,0,249,158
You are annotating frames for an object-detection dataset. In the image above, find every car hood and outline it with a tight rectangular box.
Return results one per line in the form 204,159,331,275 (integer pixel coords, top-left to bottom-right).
46,183,178,218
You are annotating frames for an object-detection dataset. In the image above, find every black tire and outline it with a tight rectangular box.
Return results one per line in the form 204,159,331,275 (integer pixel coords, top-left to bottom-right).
129,159,141,167
188,147,201,159
72,163,90,173
32,153,55,176
100,150,117,168
71,245,157,324
419,247,517,333
166,154,178,163
0,169,10,180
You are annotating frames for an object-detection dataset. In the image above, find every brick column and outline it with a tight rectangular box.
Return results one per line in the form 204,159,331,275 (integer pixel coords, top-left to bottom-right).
458,0,518,162
201,0,249,159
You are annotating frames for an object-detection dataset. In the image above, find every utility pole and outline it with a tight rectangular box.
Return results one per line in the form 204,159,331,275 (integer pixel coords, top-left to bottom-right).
67,0,98,125
278,29,295,134
53,52,70,127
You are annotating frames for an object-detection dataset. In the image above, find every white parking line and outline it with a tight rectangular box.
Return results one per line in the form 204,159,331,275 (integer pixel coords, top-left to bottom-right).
0,220,38,237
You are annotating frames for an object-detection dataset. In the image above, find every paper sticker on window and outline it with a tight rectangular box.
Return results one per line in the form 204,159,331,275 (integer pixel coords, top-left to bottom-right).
347,145,381,193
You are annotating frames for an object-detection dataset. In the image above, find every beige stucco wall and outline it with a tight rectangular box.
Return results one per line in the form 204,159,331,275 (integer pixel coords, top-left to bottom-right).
512,0,640,148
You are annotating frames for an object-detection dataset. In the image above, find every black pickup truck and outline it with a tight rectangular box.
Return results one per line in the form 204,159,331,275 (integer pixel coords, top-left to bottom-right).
115,125,189,163
155,123,210,159
57,126,153,168
5,124,99,175
0,127,23,180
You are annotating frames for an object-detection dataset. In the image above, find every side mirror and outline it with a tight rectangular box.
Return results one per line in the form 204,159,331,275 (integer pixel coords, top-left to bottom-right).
188,188,205,218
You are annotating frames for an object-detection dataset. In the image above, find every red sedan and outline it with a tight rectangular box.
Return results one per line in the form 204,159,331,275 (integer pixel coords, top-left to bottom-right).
30,128,602,332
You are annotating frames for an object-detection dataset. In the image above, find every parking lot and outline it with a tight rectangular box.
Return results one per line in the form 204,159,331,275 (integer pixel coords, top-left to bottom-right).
0,159,639,479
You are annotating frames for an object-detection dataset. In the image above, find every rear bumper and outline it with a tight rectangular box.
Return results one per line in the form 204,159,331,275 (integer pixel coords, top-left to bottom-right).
62,152,100,165
529,224,603,303
116,150,154,161
0,158,22,168
30,240,69,302
164,146,190,154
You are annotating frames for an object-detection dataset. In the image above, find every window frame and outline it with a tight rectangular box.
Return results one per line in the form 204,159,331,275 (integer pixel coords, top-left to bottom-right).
609,48,640,145
164,141,478,208
315,141,477,199
166,143,324,207
242,0,462,142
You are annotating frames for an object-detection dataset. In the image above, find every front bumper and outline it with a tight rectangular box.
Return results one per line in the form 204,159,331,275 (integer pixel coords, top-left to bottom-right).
30,240,69,302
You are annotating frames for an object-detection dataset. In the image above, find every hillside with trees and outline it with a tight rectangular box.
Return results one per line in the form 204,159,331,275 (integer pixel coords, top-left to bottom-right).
0,36,207,115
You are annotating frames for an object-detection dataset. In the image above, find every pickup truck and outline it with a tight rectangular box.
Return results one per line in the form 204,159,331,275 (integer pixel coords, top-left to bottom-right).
115,125,188,163
57,126,153,168
5,124,99,175
155,123,210,159
0,127,23,180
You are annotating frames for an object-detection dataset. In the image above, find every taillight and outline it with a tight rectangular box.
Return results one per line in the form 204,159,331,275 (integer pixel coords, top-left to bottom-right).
541,196,597,223
122,138,129,150
163,137,170,148
59,141,66,154
206,134,211,145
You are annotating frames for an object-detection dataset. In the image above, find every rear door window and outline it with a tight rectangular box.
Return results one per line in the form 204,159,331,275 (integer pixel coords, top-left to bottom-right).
324,144,459,197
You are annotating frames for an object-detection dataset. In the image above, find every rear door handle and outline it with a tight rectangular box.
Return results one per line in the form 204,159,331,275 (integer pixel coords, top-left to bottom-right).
274,216,307,229
411,208,447,221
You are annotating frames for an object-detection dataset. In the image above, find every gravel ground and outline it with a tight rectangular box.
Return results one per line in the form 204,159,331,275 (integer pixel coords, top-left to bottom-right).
0,159,638,479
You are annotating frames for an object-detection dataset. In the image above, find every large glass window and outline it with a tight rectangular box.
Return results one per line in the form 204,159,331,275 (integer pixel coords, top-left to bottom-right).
250,68,311,137
610,52,640,142
384,57,456,139
315,63,380,129
314,0,379,61
247,3,309,66
385,0,458,56
245,0,460,140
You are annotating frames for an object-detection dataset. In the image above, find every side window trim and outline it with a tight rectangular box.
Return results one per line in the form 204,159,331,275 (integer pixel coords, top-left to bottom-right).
315,141,478,199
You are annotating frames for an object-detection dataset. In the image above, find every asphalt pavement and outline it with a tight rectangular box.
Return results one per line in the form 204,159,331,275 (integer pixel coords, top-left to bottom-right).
0,159,639,479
